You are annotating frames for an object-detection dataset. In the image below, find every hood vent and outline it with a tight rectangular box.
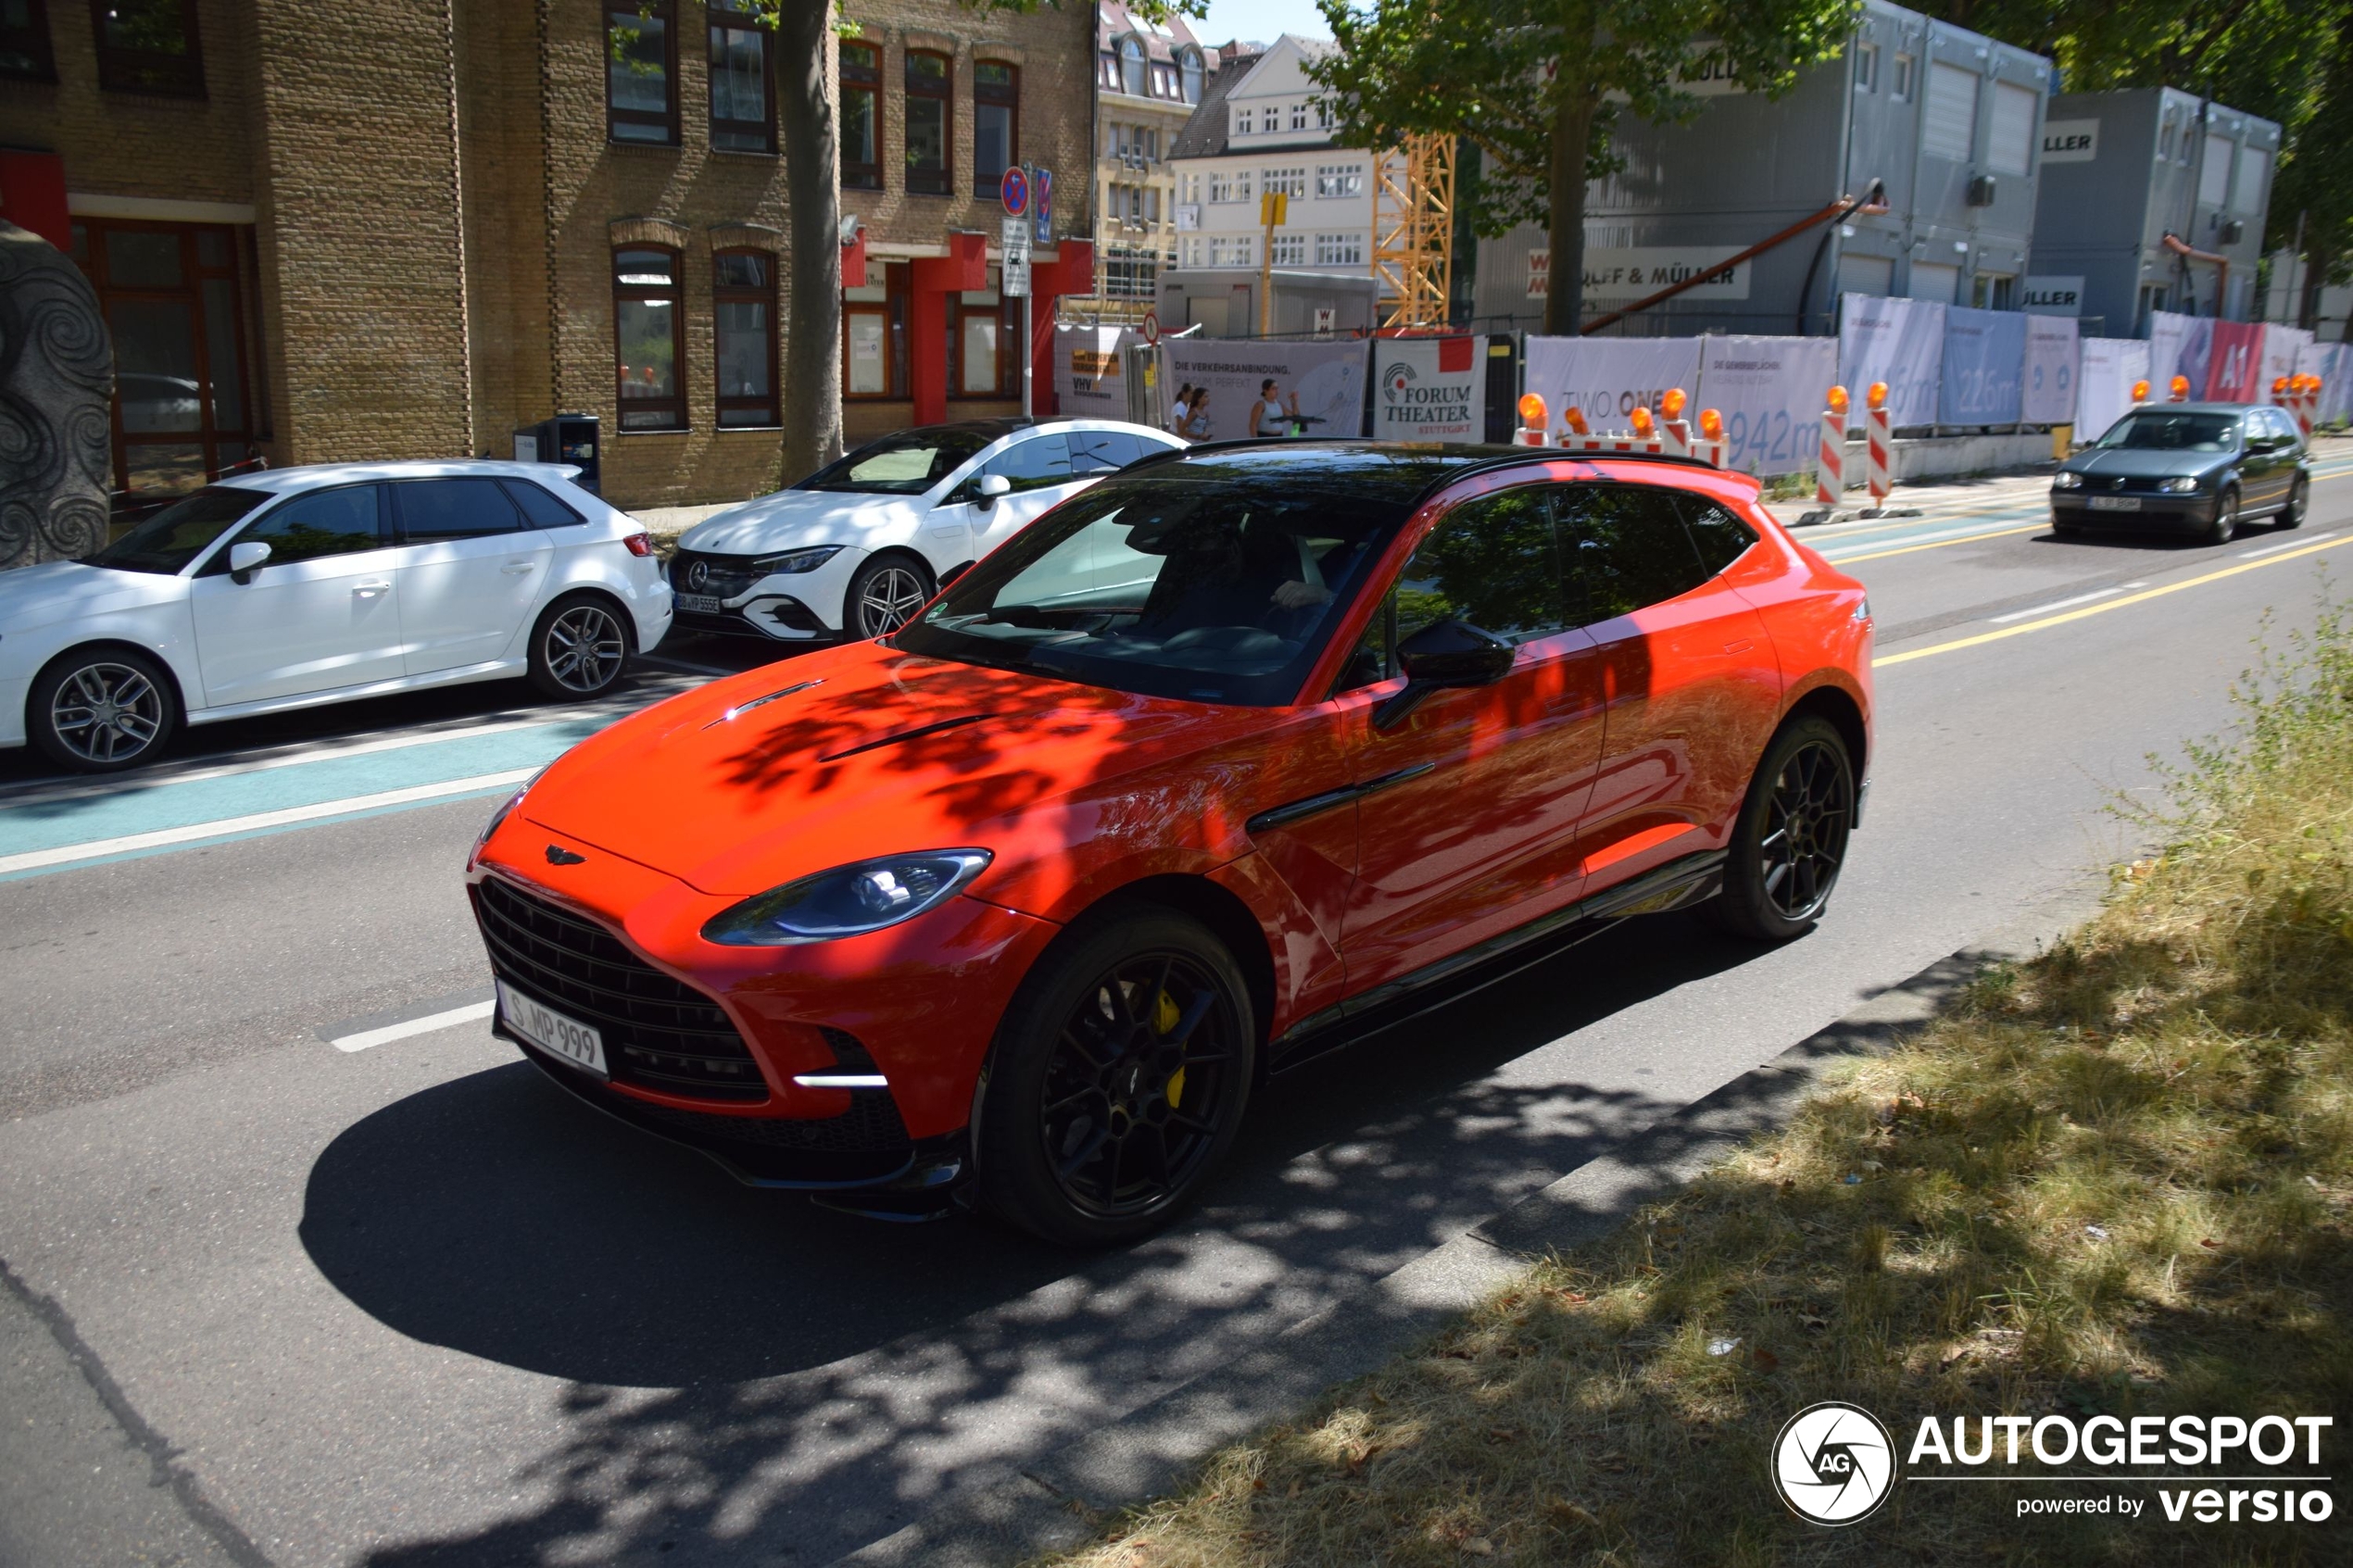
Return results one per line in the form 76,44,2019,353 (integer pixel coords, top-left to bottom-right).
818,712,1000,763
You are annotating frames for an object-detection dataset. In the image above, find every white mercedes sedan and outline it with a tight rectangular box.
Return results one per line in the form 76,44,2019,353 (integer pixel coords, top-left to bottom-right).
0,460,671,772
670,418,1183,643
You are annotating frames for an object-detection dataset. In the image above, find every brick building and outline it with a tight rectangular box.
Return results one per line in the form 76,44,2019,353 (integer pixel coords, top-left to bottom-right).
0,0,1097,510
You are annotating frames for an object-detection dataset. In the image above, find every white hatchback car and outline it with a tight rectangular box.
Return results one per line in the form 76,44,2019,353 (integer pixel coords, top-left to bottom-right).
671,418,1183,643
0,460,672,772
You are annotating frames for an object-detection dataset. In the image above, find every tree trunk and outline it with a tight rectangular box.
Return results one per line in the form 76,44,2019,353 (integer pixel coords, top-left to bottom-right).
777,0,843,480
2300,245,2331,334
1543,88,1593,336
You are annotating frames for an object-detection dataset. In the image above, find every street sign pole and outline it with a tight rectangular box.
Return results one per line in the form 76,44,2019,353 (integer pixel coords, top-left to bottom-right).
1001,212,1033,417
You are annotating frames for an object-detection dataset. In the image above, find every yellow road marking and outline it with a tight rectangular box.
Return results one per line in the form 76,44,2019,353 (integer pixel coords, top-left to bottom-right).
1875,532,2353,667
1831,521,2050,564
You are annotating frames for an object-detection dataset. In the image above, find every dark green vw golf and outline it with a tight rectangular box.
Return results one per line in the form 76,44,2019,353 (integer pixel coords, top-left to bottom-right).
2051,402,2309,545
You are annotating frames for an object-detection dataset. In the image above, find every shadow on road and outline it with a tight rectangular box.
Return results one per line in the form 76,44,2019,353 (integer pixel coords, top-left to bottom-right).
301,910,1784,1564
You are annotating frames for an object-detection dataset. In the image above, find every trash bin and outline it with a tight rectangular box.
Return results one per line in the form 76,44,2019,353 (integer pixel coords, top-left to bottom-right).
511,414,601,495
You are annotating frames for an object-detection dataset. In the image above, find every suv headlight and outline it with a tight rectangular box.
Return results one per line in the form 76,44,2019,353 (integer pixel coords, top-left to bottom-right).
2051,471,2082,490
752,546,845,575
701,850,993,945
2157,475,2202,493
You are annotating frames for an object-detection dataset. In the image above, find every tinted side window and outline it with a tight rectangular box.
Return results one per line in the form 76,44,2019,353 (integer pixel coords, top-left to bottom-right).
1069,429,1144,473
395,479,525,542
499,479,585,527
205,484,384,572
983,433,1075,493
1557,484,1708,623
1347,486,1565,688
1677,498,1758,577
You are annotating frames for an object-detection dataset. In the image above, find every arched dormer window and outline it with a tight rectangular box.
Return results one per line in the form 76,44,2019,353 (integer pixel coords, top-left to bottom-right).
1178,47,1202,104
1118,35,1146,96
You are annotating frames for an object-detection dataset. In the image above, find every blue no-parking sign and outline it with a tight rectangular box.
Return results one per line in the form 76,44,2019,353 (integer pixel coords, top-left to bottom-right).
1032,167,1052,245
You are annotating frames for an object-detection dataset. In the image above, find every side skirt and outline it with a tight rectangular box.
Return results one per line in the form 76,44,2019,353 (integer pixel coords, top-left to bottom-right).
1266,849,1727,1074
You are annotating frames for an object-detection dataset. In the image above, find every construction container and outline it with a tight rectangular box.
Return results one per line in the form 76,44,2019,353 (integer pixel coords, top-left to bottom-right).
1155,268,1379,337
2027,89,2279,335
1469,0,2052,336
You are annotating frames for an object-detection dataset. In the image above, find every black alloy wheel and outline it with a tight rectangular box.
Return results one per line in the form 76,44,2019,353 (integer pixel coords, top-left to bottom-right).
1703,715,1856,943
2282,473,2309,530
976,908,1254,1247
2202,487,2240,546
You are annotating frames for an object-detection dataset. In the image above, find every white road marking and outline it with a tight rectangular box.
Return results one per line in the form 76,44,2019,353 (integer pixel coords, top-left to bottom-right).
791,1073,890,1088
1988,587,2124,623
1819,517,2050,560
330,1000,496,1053
2238,529,2340,559
0,768,534,876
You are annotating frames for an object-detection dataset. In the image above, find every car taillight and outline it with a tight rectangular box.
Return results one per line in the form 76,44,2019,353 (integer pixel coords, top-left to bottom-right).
622,532,654,558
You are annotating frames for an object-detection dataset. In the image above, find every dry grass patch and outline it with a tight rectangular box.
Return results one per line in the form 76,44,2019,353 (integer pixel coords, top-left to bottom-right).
1036,602,2353,1567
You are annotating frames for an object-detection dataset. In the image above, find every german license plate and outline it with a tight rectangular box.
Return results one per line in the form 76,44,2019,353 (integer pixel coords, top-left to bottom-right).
497,980,607,1078
675,592,724,614
2087,495,2142,512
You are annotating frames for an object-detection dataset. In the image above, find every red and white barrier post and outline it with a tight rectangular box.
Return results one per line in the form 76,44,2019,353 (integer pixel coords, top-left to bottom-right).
1817,384,1849,508
1661,387,1692,457
1513,392,1550,446
1861,381,1893,514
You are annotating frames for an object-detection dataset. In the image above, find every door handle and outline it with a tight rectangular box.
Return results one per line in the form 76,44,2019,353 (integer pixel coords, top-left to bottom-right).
501,561,537,574
354,582,392,597
1722,638,1754,656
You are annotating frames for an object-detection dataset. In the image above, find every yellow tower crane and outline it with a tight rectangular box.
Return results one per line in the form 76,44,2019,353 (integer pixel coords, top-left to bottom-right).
1373,132,1456,331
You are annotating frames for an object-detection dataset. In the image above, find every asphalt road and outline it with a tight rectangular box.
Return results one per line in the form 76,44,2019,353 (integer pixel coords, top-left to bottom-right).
4,464,2350,1567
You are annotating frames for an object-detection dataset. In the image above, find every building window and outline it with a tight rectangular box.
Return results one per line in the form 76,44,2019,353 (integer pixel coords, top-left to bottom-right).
1315,232,1364,266
1152,63,1174,96
1098,51,1115,90
974,59,1017,195
1118,35,1145,96
1208,169,1251,203
707,0,774,153
606,0,676,144
1290,103,1307,131
845,304,892,396
713,250,777,427
1264,167,1306,198
1209,235,1253,267
1315,164,1362,198
1106,247,1158,300
75,219,257,495
1271,232,1305,266
1236,107,1253,135
1317,102,1332,129
3,0,56,81
1855,43,1877,93
1183,173,1201,203
841,40,881,189
89,0,201,95
1891,51,1914,102
613,246,685,431
904,48,950,195
1178,47,1202,104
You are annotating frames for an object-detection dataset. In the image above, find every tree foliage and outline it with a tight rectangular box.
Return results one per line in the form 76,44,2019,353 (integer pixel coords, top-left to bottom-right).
1309,0,1858,332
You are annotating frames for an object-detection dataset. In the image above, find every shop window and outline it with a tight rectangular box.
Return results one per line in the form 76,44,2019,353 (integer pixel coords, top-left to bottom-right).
77,220,254,497
974,60,1017,196
2,0,56,81
713,250,778,427
606,0,677,145
89,0,201,96
904,48,950,195
612,247,686,432
707,0,774,153
841,40,881,189
951,291,1019,399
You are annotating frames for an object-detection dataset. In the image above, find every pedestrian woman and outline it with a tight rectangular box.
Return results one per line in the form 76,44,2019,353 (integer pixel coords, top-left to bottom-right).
1169,383,1195,434
1180,386,1213,440
1250,378,1300,437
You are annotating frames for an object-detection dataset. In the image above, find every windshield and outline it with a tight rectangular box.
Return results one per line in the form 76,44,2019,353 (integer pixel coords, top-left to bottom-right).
895,465,1407,707
2094,412,2240,452
796,429,996,495
82,486,271,574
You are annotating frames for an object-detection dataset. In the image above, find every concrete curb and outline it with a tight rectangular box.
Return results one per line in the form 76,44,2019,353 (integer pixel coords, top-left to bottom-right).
826,935,2047,1568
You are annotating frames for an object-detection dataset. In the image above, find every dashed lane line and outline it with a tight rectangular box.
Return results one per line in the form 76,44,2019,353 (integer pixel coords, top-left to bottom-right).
1876,532,2353,668
328,1000,496,1053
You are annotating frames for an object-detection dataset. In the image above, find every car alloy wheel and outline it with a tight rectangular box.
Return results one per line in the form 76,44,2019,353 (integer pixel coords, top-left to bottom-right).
47,659,167,766
2283,474,2308,529
1758,737,1854,923
1038,948,1241,1222
854,562,930,638
2204,489,2239,546
541,603,625,694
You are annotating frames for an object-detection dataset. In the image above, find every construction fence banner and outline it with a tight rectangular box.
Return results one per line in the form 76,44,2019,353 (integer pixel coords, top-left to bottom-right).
2075,338,2151,442
2261,324,2310,402
1520,334,1704,433
1160,336,1370,442
2021,315,2080,426
1837,294,1944,432
2205,320,2265,401
1694,334,1840,478
1052,324,1143,422
1370,334,1489,442
1940,306,2027,425
2297,340,2350,423
2147,310,2213,399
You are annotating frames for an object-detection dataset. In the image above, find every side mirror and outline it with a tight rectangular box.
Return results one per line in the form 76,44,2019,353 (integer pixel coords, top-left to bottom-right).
975,473,1012,506
1374,619,1516,730
228,540,272,583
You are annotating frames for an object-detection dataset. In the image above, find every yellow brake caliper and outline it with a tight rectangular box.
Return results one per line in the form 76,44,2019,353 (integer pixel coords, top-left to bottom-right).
1153,990,1186,1108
